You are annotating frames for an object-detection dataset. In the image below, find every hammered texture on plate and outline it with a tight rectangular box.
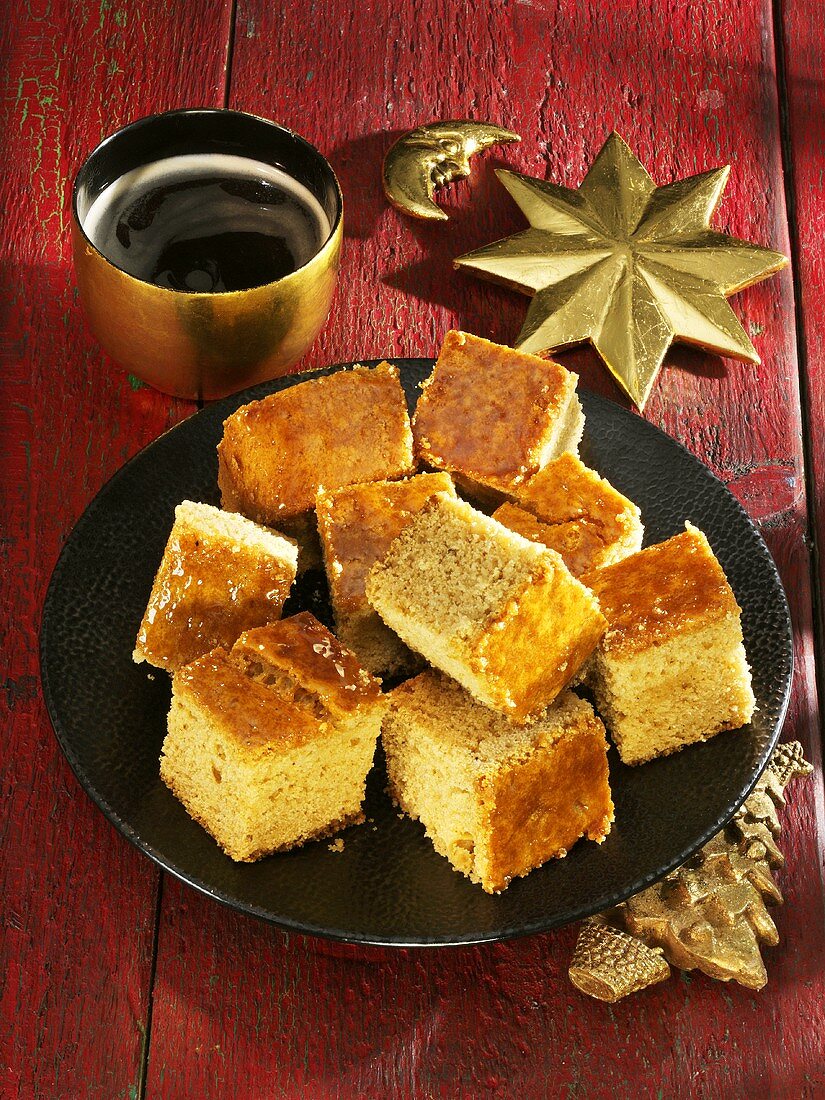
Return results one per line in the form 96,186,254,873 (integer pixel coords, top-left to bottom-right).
40,360,792,945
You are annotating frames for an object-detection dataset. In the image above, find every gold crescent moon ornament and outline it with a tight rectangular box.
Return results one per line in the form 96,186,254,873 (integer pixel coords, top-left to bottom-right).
382,120,521,222
454,132,788,409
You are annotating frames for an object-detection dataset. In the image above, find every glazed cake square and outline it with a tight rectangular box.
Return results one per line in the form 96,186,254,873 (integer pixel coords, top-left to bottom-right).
316,472,457,677
160,613,384,861
133,500,298,671
411,330,584,503
583,523,756,765
366,493,606,722
493,453,643,576
217,361,416,528
382,671,614,893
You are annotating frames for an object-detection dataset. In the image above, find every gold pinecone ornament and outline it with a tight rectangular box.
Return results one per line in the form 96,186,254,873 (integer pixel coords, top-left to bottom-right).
568,917,670,1002
569,742,812,1002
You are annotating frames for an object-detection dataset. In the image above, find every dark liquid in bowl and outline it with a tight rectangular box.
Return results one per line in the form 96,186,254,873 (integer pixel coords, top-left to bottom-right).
83,156,330,292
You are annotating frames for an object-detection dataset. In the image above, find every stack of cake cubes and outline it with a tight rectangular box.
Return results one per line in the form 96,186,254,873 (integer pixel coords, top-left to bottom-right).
134,331,755,892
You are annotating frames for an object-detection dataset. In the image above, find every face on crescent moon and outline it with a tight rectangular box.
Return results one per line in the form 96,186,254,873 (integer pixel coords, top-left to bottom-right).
404,130,475,187
383,120,520,221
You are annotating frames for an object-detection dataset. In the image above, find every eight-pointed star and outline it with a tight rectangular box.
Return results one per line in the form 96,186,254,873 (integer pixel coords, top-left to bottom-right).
454,133,787,408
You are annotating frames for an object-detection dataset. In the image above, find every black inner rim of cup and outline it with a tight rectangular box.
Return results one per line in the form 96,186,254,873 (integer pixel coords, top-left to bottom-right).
73,109,342,288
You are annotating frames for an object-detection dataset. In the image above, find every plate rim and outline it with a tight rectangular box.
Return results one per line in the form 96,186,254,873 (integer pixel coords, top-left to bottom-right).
39,358,794,947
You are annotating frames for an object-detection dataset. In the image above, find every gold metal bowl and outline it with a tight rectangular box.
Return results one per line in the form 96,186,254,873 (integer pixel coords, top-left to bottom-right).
72,109,343,400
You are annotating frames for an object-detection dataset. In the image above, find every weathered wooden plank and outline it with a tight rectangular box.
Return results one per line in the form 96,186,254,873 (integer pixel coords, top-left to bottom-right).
778,0,825,702
143,0,825,1096
0,1,232,1096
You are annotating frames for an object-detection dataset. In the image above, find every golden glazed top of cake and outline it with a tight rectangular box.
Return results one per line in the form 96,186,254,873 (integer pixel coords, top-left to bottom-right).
492,454,643,576
518,453,638,525
316,472,456,616
217,362,416,523
230,612,382,716
492,502,612,578
173,647,320,755
582,523,742,656
134,501,298,671
412,331,579,494
519,453,640,558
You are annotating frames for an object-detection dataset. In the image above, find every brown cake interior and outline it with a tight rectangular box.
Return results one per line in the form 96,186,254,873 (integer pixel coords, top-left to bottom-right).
316,472,456,676
366,493,606,721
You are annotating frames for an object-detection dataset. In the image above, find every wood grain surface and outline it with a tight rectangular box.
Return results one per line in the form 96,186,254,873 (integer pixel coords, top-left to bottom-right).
0,2,230,1097
2,0,824,1096
779,0,825,742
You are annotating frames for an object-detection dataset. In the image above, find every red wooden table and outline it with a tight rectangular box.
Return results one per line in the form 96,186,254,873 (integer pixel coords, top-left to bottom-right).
3,1,824,1096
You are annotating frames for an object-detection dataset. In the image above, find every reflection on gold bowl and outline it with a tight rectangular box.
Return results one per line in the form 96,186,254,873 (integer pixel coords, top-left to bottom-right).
72,109,343,401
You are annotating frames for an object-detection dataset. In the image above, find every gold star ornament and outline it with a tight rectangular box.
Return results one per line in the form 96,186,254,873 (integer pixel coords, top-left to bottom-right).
454,133,787,408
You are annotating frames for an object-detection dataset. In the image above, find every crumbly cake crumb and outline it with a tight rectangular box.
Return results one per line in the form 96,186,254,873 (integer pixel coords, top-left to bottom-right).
159,614,384,861
316,472,456,676
583,523,755,764
382,672,613,892
366,493,606,721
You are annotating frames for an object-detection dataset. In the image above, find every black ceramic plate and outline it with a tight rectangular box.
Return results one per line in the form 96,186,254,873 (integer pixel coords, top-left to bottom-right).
41,360,792,946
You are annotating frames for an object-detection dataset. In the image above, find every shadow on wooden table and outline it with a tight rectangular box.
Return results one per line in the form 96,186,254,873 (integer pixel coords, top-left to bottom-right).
329,129,406,240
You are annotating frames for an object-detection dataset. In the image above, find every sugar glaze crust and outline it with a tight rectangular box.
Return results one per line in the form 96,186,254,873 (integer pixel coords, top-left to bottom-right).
493,500,618,578
470,550,608,722
482,717,614,892
217,361,416,524
411,330,579,493
231,612,383,715
133,502,297,671
173,647,319,753
583,524,742,655
495,452,643,575
516,452,641,533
